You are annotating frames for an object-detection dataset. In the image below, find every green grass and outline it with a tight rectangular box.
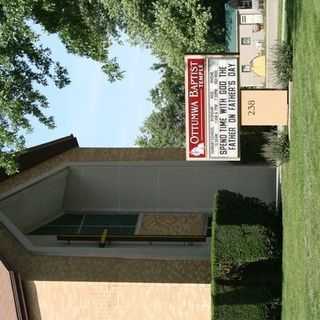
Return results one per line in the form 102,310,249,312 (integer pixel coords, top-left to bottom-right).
281,0,320,319
278,0,288,42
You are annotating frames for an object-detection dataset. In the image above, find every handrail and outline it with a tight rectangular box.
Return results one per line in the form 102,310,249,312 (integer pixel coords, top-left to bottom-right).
57,234,207,243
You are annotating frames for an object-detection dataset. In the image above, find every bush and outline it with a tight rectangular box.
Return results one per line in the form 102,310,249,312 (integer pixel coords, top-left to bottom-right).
211,191,283,320
261,130,290,166
215,190,278,227
272,42,293,86
240,127,274,164
214,303,267,320
213,283,277,320
214,224,273,265
215,259,282,286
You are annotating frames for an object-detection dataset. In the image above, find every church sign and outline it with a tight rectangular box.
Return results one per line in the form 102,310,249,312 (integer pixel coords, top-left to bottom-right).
185,55,240,161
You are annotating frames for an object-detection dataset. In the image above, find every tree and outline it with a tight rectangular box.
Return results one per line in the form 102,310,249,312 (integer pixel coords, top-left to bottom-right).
32,0,123,81
116,0,226,146
135,64,185,147
0,0,122,174
106,0,225,75
1,0,228,171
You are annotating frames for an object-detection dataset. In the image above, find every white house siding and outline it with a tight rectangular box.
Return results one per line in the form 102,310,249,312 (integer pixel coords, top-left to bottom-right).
238,8,265,87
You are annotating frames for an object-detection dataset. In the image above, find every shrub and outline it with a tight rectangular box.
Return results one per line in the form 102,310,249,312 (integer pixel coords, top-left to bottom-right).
240,127,273,164
272,42,293,86
215,259,282,286
215,190,278,227
261,130,290,166
214,224,273,265
211,191,283,320
213,283,277,320
214,303,267,320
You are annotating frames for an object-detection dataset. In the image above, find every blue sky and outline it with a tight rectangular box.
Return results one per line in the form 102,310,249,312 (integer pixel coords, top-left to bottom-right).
26,29,161,148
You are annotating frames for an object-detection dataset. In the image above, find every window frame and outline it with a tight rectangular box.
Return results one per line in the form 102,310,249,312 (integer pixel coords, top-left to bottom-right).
240,0,252,8
241,37,251,45
241,64,251,73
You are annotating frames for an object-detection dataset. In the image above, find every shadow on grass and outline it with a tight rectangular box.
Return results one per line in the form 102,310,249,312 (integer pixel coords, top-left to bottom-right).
286,0,302,46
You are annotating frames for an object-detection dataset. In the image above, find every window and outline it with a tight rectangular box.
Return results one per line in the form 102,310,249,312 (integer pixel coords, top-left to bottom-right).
241,37,251,45
206,216,212,237
240,0,252,8
240,14,263,24
241,65,251,72
30,213,139,236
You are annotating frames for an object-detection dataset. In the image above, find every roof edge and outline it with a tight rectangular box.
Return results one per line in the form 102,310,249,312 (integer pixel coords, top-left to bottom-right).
0,135,79,182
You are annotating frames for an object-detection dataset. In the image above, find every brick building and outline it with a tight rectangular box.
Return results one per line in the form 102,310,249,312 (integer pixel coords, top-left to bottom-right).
0,135,276,319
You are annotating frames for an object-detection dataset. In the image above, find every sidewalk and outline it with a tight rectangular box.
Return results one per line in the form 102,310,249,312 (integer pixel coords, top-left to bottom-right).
265,0,282,88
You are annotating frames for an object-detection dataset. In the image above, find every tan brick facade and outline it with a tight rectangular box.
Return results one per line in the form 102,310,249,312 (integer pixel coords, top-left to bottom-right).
0,147,211,320
24,281,210,320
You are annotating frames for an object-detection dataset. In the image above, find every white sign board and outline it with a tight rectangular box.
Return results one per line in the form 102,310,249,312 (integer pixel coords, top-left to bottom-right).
185,55,240,161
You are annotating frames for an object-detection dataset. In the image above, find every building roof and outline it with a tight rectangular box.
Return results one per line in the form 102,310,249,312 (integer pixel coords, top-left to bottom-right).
0,135,79,182
225,2,239,53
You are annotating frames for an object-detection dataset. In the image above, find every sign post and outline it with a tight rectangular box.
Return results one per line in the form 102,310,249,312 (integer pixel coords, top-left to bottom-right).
185,55,240,161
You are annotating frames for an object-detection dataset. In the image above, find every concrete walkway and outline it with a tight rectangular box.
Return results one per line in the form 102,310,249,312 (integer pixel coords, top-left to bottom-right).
266,0,282,88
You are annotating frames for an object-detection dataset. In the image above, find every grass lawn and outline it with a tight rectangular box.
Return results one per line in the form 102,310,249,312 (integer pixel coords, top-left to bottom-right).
277,0,287,42
281,0,320,319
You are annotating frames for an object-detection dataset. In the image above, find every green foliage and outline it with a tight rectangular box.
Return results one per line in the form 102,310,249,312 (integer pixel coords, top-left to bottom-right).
213,283,281,320
118,0,226,148
214,224,272,265
0,0,69,173
1,0,228,170
240,126,274,164
281,1,320,319
135,64,185,147
215,190,278,227
108,0,224,76
211,191,283,320
215,259,282,286
214,303,267,320
32,0,123,82
0,0,122,174
272,42,293,86
261,130,290,166
111,0,226,148
213,283,272,320
213,191,280,266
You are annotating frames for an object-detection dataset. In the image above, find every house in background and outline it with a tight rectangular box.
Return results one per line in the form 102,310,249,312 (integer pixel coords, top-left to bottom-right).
0,135,276,319
226,0,266,87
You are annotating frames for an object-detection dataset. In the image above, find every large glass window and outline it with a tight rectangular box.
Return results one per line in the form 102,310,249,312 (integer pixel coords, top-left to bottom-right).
30,213,138,236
